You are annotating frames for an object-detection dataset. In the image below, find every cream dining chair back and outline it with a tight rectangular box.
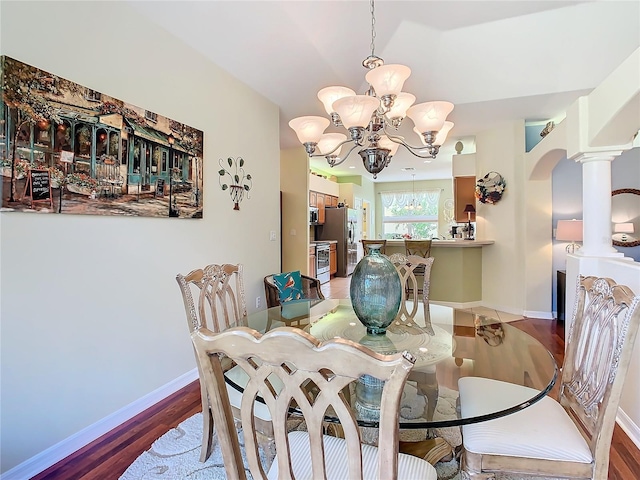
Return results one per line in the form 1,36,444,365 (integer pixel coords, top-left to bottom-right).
176,263,249,462
458,275,640,479
191,326,438,480
388,253,435,324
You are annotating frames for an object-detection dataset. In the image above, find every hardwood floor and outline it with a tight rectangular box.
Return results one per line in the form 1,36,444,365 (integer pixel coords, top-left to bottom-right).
31,277,640,479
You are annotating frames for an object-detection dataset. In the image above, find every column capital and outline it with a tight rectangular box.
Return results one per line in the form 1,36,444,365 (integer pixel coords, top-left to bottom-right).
571,151,624,164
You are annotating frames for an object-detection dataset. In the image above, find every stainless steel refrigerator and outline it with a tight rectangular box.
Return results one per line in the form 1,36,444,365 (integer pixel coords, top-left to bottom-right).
316,207,359,277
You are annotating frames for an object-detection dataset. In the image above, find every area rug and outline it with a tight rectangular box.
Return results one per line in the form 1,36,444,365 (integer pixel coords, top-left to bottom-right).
121,386,562,480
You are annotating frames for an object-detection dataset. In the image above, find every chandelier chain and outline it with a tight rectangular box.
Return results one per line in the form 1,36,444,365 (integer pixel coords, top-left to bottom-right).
370,0,376,58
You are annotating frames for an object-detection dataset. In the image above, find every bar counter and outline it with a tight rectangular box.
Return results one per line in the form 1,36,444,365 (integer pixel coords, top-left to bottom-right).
383,239,494,305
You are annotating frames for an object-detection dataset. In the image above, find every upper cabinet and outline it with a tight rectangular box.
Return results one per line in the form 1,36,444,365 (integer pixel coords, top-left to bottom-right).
454,176,476,223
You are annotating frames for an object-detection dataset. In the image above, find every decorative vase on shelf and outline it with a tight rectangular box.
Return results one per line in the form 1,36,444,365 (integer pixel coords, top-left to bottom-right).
349,244,402,335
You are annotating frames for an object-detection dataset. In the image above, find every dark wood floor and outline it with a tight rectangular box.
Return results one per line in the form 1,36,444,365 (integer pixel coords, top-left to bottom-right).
31,281,640,479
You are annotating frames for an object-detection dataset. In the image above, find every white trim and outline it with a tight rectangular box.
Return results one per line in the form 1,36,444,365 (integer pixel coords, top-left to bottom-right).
523,309,554,320
433,300,483,309
1,369,198,480
617,407,640,450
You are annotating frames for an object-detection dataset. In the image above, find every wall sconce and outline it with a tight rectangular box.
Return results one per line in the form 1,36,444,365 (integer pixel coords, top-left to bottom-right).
556,219,583,253
219,157,252,210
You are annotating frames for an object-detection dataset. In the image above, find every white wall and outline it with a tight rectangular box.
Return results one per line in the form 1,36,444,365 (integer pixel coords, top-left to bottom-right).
0,1,280,473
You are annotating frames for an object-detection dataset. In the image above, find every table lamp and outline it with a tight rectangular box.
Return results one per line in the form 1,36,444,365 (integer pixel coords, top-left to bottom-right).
464,204,476,240
614,223,634,242
556,219,583,253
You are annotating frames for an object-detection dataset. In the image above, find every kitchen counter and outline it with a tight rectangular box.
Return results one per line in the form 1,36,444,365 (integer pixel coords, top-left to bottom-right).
382,239,494,306
385,239,494,248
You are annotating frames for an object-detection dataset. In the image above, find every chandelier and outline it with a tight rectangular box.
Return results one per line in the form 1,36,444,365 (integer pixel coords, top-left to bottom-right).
289,0,455,179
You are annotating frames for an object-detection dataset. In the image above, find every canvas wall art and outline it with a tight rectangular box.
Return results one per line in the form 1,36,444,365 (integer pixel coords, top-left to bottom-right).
0,56,204,218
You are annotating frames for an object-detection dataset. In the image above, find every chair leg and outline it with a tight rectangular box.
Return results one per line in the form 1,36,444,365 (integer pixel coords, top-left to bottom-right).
460,450,495,479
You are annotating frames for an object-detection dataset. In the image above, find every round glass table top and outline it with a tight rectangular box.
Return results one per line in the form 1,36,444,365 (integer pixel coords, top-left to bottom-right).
230,299,558,429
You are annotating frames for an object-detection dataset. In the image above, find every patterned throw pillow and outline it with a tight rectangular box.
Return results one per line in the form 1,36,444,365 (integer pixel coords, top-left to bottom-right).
272,271,304,303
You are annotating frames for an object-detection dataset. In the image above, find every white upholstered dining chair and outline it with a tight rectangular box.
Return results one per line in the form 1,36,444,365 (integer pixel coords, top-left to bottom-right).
458,275,640,479
176,263,277,463
191,325,438,480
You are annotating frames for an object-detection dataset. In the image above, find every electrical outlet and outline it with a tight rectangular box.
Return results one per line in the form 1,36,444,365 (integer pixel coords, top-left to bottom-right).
270,230,277,241
256,296,261,309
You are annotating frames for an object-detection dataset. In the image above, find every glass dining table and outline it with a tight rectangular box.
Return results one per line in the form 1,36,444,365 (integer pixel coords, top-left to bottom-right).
226,298,558,430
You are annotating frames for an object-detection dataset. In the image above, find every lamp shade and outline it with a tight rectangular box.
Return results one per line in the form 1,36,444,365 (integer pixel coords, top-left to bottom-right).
433,121,454,146
464,204,476,214
365,64,411,97
556,219,583,242
614,223,634,233
317,86,356,115
332,95,380,129
385,92,416,120
377,135,401,156
317,133,347,156
289,116,330,144
407,101,454,133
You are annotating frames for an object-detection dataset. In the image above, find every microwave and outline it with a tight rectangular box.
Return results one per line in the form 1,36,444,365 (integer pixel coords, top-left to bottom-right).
309,206,319,225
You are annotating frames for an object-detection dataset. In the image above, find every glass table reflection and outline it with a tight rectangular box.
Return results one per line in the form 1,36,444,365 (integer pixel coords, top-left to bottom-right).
229,299,558,429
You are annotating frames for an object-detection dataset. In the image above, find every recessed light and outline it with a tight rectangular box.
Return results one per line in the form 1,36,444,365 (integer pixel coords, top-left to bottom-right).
349,166,355,169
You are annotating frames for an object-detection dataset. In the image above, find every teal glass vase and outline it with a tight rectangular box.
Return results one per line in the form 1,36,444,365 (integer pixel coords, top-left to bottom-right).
349,244,402,335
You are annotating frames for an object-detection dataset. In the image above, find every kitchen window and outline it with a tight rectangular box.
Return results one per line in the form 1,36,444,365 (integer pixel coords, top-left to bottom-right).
381,189,440,239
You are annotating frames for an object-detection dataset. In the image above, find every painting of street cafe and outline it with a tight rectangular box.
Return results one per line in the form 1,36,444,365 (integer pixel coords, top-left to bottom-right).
0,56,204,219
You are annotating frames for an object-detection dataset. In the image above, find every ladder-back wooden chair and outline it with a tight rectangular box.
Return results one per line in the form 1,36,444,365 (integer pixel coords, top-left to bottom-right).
191,326,438,480
362,239,387,255
176,263,258,462
403,240,432,295
458,275,640,479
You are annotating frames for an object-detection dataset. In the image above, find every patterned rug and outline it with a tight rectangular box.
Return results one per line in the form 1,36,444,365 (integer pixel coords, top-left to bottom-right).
120,386,562,480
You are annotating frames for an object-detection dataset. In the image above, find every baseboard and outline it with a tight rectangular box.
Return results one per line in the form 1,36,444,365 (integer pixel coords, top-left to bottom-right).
523,309,554,320
617,407,640,450
432,300,483,309
1,369,198,480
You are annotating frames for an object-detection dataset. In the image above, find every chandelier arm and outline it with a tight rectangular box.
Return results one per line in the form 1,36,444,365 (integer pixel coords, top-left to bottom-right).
308,138,354,159
383,127,437,159
324,142,360,168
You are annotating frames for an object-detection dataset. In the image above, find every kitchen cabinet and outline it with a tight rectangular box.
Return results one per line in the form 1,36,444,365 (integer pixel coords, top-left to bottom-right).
309,191,317,207
454,176,476,223
309,246,316,278
330,243,337,275
317,193,326,224
329,195,339,207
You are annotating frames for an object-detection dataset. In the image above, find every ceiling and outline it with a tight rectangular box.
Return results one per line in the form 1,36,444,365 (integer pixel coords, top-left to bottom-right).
130,1,640,182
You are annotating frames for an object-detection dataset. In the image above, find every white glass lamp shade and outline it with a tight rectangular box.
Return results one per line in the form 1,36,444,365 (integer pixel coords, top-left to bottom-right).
556,219,583,241
377,135,401,156
614,223,634,233
365,64,411,97
407,101,454,133
332,95,380,129
317,133,348,156
413,127,428,146
289,116,330,144
385,92,416,120
317,86,356,115
433,121,454,146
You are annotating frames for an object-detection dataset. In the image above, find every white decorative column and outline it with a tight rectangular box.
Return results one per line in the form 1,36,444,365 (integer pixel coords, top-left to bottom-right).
573,152,623,257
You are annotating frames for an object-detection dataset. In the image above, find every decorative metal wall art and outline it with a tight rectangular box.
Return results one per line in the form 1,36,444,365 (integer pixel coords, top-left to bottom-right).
219,157,252,210
1,56,204,218
475,171,506,205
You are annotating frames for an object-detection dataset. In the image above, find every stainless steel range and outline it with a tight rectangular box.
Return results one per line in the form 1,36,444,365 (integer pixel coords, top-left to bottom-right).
315,243,330,284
